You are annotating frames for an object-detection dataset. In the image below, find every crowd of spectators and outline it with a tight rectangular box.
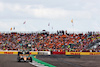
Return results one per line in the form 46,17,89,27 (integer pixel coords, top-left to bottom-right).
0,31,100,52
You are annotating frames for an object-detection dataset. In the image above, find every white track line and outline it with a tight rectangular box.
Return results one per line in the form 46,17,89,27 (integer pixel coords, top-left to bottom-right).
29,61,48,67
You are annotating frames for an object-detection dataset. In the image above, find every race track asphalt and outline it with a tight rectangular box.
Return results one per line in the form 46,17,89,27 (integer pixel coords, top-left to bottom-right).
0,55,100,67
0,54,36,67
37,55,100,67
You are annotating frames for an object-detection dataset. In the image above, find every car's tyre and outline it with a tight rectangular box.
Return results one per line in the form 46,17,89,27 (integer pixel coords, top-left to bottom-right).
17,57,20,62
30,57,32,62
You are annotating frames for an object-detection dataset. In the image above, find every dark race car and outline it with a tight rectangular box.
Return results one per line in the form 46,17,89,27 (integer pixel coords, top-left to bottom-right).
17,50,32,62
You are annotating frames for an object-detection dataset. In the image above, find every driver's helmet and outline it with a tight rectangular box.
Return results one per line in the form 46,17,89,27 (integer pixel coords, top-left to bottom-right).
22,50,26,54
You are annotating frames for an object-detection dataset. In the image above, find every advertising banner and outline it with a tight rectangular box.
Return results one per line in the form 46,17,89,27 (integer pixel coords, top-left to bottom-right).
52,51,65,55
30,51,38,55
66,52,100,55
0,51,38,55
0,51,18,54
38,51,51,55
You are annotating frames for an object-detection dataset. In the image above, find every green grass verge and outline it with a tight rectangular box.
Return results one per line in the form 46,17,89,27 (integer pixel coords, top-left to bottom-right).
30,55,56,67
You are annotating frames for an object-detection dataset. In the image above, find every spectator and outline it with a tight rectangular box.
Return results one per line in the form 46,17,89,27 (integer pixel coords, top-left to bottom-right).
0,31,100,52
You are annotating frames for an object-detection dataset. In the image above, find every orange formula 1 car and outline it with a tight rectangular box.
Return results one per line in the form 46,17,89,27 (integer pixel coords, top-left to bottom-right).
17,50,32,62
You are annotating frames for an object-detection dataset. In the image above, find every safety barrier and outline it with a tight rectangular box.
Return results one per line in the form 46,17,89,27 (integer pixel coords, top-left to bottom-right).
52,51,65,55
0,51,18,54
0,51,50,55
30,51,38,55
65,52,100,55
38,51,51,55
0,51,38,55
1,51,100,55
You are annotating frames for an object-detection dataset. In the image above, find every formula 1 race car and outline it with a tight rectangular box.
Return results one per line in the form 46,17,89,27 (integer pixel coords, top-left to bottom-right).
17,50,32,62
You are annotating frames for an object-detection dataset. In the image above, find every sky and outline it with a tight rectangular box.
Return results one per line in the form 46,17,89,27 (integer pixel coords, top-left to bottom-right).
0,0,100,33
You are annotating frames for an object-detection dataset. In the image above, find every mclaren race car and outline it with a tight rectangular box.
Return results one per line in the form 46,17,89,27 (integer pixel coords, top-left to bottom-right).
17,50,32,62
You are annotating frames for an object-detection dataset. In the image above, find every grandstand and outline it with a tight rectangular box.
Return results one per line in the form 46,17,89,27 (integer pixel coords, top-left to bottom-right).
0,30,100,52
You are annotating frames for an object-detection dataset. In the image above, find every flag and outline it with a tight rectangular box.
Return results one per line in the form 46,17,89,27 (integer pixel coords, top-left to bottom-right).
10,27,12,30
52,27,53,29
23,21,26,24
48,23,50,26
13,27,15,30
71,19,73,23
